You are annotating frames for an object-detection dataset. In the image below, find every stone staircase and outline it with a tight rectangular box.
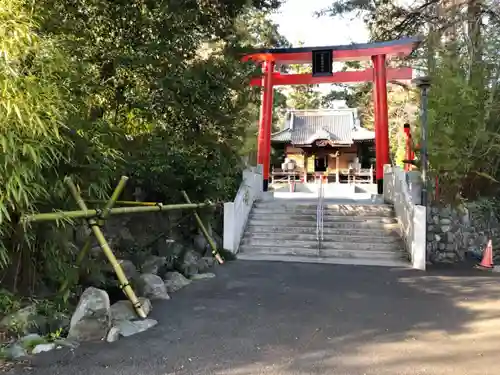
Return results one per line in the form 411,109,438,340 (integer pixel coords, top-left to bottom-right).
238,199,409,267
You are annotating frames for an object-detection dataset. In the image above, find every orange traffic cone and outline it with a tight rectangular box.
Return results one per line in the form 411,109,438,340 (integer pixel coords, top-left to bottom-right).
479,240,494,269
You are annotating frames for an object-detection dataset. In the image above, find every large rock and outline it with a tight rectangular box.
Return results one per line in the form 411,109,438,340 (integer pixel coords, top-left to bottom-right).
194,233,210,254
157,239,185,259
193,231,222,256
164,271,191,293
103,259,138,284
117,259,139,281
67,287,111,342
137,274,170,300
177,249,201,277
141,256,167,275
203,256,216,268
196,257,215,273
110,297,152,323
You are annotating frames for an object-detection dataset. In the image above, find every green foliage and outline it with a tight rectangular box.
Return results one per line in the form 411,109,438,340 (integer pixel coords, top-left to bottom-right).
0,0,72,269
427,52,500,202
0,0,287,297
320,0,500,203
0,290,21,316
21,336,47,351
47,328,63,342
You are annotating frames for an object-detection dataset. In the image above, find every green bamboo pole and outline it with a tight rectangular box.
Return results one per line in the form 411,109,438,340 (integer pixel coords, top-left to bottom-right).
59,176,129,298
181,191,224,265
22,202,215,223
65,177,146,319
87,200,159,207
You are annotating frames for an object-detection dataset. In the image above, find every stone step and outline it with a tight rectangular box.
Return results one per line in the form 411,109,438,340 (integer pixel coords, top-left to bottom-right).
248,215,398,224
252,209,394,217
236,253,409,268
252,205,394,216
240,238,403,252
245,225,401,236
239,245,406,261
242,232,401,243
254,201,392,208
247,219,399,230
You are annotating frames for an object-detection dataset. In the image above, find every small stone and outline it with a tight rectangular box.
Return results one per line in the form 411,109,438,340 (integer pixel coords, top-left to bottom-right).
6,344,27,359
434,234,441,242
426,243,433,253
53,338,79,349
164,271,191,293
110,297,152,322
441,225,451,233
116,319,158,337
106,327,121,343
441,207,452,217
440,218,452,225
32,343,56,354
432,216,439,225
447,232,455,243
137,274,170,300
191,273,216,280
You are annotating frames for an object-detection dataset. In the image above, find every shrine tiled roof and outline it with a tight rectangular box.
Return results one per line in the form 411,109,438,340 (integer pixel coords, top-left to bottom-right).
271,109,374,145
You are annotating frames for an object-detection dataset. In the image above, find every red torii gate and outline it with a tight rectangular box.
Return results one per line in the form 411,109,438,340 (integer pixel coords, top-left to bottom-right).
242,37,421,193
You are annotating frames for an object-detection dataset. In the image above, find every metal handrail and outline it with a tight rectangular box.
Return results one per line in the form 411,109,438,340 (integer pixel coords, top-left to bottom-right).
316,176,325,254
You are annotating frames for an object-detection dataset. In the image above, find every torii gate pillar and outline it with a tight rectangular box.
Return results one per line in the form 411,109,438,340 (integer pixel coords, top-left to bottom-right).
257,61,275,192
372,54,390,193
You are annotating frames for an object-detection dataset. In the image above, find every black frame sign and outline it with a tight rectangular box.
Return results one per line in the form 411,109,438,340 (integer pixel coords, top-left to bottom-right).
312,49,333,77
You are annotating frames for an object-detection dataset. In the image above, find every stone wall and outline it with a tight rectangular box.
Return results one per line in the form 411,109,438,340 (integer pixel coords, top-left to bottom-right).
74,206,222,254
70,207,223,289
426,202,500,264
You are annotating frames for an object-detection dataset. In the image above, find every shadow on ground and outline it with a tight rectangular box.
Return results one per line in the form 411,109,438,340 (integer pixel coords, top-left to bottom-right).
11,261,500,375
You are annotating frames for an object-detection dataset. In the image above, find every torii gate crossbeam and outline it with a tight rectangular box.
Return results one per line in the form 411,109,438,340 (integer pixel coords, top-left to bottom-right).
242,37,422,194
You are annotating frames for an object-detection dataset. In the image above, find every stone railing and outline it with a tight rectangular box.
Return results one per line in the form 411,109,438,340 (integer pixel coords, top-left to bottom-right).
383,165,426,270
223,166,263,253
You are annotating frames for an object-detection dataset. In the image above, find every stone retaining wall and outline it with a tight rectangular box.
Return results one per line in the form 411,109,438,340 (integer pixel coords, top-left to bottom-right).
426,202,500,264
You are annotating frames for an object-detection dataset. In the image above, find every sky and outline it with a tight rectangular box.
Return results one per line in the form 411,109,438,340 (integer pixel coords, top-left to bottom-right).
270,0,369,48
270,0,370,93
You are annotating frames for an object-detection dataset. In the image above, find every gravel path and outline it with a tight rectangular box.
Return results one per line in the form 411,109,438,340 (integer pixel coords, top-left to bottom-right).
8,261,500,375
